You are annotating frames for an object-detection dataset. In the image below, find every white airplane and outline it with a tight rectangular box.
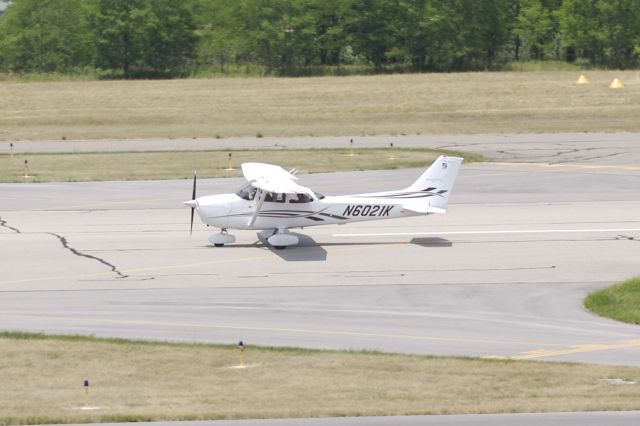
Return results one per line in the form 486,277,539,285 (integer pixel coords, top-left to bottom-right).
184,155,463,249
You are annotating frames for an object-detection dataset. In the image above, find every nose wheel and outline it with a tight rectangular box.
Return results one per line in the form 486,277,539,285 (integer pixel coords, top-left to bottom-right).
208,230,236,247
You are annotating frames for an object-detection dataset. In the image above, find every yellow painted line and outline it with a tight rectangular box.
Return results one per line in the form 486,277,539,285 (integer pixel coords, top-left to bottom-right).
1,313,562,347
513,339,640,360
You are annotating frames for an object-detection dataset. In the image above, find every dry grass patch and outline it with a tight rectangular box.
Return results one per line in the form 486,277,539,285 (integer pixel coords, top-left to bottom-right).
0,148,481,183
0,72,639,141
1,333,640,425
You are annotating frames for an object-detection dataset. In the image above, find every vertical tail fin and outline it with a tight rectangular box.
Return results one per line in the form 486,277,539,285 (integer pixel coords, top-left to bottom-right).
404,155,463,210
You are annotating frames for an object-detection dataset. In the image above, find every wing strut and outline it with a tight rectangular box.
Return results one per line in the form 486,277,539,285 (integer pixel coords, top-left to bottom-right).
249,189,267,227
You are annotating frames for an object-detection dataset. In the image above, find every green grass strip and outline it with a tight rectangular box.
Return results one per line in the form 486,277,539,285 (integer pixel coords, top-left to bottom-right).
0,148,482,183
585,277,640,324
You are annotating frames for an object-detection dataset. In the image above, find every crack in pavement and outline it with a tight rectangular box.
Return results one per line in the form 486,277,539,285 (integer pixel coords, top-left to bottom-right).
0,217,21,234
550,150,626,165
47,233,128,279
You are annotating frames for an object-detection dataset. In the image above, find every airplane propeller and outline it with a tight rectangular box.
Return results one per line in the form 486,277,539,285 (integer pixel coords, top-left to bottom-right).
189,171,197,235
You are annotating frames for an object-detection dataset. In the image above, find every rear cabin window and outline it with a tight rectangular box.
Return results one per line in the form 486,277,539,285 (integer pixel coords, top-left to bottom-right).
289,193,313,203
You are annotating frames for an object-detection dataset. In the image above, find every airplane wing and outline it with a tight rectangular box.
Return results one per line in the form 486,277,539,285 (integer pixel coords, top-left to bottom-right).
241,162,314,195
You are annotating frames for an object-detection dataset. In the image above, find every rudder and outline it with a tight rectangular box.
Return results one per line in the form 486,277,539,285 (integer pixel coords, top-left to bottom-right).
404,155,463,210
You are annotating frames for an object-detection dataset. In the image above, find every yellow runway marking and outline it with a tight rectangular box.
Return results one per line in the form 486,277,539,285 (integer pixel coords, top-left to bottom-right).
513,339,640,360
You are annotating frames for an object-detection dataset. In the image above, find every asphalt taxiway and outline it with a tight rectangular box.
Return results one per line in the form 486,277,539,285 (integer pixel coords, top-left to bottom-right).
1,136,639,365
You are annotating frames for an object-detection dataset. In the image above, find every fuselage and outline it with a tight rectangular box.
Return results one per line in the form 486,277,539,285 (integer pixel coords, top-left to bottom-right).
186,156,463,243
195,192,431,231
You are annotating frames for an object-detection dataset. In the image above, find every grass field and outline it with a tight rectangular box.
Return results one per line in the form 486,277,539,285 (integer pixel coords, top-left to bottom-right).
0,148,481,183
1,332,639,425
585,277,640,324
1,71,639,141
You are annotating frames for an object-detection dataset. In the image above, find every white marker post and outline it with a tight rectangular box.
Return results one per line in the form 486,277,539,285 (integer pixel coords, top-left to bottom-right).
238,340,245,367
9,142,13,160
349,139,354,157
83,379,90,408
226,152,234,170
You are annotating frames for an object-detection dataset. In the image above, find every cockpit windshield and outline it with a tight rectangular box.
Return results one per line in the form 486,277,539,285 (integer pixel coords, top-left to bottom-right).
235,186,256,200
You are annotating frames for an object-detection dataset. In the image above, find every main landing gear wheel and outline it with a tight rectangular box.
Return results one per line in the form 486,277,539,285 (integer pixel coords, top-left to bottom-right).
265,229,299,249
208,230,236,247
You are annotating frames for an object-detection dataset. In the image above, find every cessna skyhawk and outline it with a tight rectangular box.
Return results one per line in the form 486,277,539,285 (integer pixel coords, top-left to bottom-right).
184,155,463,249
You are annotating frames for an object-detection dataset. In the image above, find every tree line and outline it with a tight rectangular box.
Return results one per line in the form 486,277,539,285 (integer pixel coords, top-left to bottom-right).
0,0,639,78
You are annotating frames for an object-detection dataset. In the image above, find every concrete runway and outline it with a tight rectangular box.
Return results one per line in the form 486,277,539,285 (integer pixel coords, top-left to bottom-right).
2,135,639,366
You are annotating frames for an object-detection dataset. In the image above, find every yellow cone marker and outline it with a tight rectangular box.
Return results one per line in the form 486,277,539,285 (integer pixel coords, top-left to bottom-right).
576,75,589,84
609,78,624,89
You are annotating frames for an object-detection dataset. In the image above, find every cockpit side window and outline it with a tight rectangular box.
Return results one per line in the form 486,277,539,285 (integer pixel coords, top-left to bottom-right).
236,188,316,203
289,193,313,203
